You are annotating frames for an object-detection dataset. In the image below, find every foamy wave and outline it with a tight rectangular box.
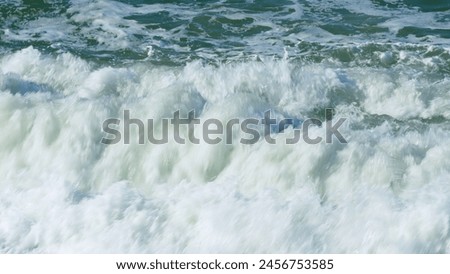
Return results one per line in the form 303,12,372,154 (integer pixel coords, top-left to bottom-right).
0,47,449,252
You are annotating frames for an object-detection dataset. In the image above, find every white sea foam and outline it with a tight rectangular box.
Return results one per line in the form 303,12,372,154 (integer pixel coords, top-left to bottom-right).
0,47,449,252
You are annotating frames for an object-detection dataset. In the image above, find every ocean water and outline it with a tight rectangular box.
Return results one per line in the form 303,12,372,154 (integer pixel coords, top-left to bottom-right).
1,0,450,253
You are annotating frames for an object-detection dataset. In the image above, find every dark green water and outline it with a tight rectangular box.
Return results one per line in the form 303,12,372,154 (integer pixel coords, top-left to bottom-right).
1,0,449,65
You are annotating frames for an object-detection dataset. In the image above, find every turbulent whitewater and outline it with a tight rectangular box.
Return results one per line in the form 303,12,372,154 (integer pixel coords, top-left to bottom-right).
1,0,450,253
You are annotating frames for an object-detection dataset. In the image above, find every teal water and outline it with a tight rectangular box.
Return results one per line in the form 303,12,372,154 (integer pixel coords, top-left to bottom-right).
1,0,449,65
